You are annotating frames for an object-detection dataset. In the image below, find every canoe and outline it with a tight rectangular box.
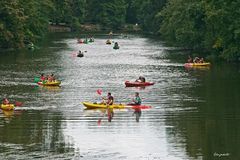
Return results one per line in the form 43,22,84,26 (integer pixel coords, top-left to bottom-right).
37,80,61,86
82,102,152,110
125,81,154,87
0,104,15,111
184,62,211,67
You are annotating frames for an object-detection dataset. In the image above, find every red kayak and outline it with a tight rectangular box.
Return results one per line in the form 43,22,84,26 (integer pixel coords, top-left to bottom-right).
125,81,154,87
126,105,152,109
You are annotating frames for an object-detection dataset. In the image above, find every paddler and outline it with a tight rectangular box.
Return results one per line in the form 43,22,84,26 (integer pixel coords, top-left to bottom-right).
102,92,114,118
113,42,119,49
193,57,200,63
187,55,193,63
40,73,45,81
47,74,55,82
135,76,146,83
131,92,142,120
131,92,142,105
2,98,10,105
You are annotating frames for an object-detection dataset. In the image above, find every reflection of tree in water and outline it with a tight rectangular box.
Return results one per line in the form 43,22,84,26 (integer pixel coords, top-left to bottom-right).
0,110,75,158
164,65,240,160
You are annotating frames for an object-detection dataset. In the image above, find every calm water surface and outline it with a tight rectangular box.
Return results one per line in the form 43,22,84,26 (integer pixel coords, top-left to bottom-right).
0,33,240,160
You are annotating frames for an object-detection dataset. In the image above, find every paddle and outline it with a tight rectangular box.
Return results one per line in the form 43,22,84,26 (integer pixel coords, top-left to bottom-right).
96,89,108,125
15,101,23,107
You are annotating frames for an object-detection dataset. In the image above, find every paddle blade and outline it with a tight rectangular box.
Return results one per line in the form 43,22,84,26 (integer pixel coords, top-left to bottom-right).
131,105,152,109
15,101,23,107
96,89,102,95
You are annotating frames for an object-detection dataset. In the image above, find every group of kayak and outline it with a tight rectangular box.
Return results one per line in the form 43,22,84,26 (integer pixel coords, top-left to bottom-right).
83,91,150,122
106,39,120,49
83,76,154,122
77,37,94,44
184,56,211,67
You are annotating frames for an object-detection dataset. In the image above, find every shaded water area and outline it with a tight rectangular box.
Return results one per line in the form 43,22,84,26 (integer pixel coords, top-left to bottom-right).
0,33,240,160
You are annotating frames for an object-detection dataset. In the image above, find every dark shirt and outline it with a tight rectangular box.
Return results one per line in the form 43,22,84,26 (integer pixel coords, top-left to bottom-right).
107,95,114,105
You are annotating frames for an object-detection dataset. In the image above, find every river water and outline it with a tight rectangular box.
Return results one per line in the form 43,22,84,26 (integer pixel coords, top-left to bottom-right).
0,33,239,160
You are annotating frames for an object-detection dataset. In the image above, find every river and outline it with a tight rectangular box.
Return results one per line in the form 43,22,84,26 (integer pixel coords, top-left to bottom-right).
0,33,240,160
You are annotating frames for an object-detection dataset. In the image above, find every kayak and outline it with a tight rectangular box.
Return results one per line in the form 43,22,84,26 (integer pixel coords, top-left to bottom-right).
37,80,61,86
184,62,211,67
0,104,15,111
82,102,125,109
125,81,154,87
82,102,152,110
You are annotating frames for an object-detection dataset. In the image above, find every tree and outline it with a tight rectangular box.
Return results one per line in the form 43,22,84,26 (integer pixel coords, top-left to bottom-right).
0,0,26,48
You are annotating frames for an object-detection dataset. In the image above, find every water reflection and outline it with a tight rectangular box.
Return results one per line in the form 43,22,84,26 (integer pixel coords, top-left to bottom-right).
0,33,240,159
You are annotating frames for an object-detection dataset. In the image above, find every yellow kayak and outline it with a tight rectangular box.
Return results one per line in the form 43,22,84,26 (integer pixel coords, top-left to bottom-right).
82,102,152,110
0,104,15,111
184,62,211,67
82,102,125,109
37,80,61,86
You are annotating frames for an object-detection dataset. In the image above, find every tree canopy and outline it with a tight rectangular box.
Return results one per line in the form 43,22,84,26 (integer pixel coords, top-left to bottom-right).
0,0,240,61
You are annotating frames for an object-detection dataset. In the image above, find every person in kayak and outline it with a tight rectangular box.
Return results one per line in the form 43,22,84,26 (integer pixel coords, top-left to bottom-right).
193,57,200,63
199,57,205,63
136,76,146,83
106,39,111,44
130,92,142,120
106,92,114,105
187,55,193,63
77,50,84,57
132,92,142,105
102,92,114,119
113,42,119,48
40,74,45,81
2,98,10,105
47,74,55,82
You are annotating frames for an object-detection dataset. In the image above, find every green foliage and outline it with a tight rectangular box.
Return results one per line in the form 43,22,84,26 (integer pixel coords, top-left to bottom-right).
159,0,240,61
50,0,86,27
87,0,127,29
1,0,240,61
0,0,26,48
136,0,167,33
